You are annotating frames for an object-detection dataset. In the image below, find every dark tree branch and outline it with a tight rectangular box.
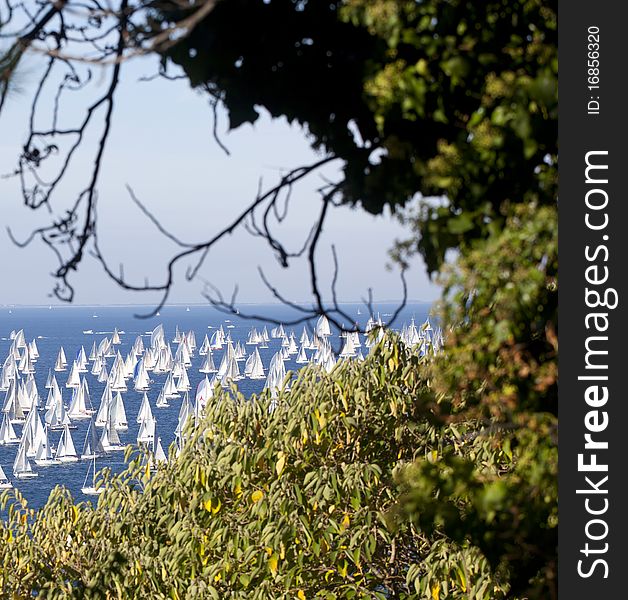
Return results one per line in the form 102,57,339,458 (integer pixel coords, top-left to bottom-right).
1,0,409,333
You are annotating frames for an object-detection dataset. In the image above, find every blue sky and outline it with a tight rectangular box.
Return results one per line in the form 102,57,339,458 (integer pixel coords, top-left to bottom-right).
0,54,440,306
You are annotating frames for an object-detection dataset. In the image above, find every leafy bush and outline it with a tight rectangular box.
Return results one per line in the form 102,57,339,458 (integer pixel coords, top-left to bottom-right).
1,339,520,599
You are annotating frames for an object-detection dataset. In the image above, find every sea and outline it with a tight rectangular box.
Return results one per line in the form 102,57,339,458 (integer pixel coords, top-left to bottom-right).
0,302,432,511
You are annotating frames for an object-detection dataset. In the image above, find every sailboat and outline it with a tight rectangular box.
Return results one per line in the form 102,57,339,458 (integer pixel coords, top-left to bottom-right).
315,315,332,337
199,350,217,374
152,437,167,468
137,415,156,444
81,455,103,496
155,388,169,408
111,392,128,431
0,464,12,489
295,344,309,365
244,347,265,380
54,347,67,372
81,418,105,459
13,441,38,479
56,424,79,462
136,393,153,424
0,412,19,445
34,426,61,466
100,405,125,452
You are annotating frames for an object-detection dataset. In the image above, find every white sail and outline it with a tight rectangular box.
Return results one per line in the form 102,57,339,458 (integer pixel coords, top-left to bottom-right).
45,368,54,389
100,405,124,452
132,335,145,355
194,376,213,416
264,351,288,396
98,362,108,383
34,426,61,466
67,378,91,419
295,344,309,364
95,384,112,427
339,334,356,358
199,350,217,374
245,347,265,380
13,440,37,478
153,437,167,465
315,315,332,337
246,328,260,345
150,324,165,350
29,339,39,360
163,372,179,399
65,361,81,388
23,407,45,457
155,388,169,408
176,367,191,392
112,392,128,431
0,464,12,488
287,334,298,355
0,412,19,445
175,393,193,442
45,389,71,430
25,374,39,410
57,424,79,462
136,393,153,424
209,329,224,350
137,415,156,444
76,346,89,372
54,347,67,371
3,380,26,423
199,334,210,355
133,358,150,391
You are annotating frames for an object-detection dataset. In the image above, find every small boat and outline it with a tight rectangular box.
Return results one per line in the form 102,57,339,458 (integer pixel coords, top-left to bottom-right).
0,464,12,489
13,442,38,479
56,424,79,462
34,426,61,466
81,456,103,496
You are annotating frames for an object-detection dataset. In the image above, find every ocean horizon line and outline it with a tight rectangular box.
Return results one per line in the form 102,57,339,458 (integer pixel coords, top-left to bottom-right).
0,299,435,309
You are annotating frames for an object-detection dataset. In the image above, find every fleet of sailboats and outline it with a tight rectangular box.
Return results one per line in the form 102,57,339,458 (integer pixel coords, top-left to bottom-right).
0,315,442,495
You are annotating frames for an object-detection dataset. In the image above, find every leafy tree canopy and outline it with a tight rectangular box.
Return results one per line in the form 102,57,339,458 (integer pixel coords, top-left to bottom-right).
157,0,557,271
2,339,540,599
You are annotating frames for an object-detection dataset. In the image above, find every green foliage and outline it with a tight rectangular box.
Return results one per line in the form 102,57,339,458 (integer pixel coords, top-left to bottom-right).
394,204,558,599
395,419,557,599
0,340,515,599
157,0,557,272
433,203,557,421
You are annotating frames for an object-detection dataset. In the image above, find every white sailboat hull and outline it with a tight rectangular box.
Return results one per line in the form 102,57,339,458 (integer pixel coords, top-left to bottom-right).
59,456,79,463
103,444,126,452
34,458,62,466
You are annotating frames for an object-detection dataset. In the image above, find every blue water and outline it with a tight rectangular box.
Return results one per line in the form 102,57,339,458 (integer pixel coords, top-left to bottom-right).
0,302,431,510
